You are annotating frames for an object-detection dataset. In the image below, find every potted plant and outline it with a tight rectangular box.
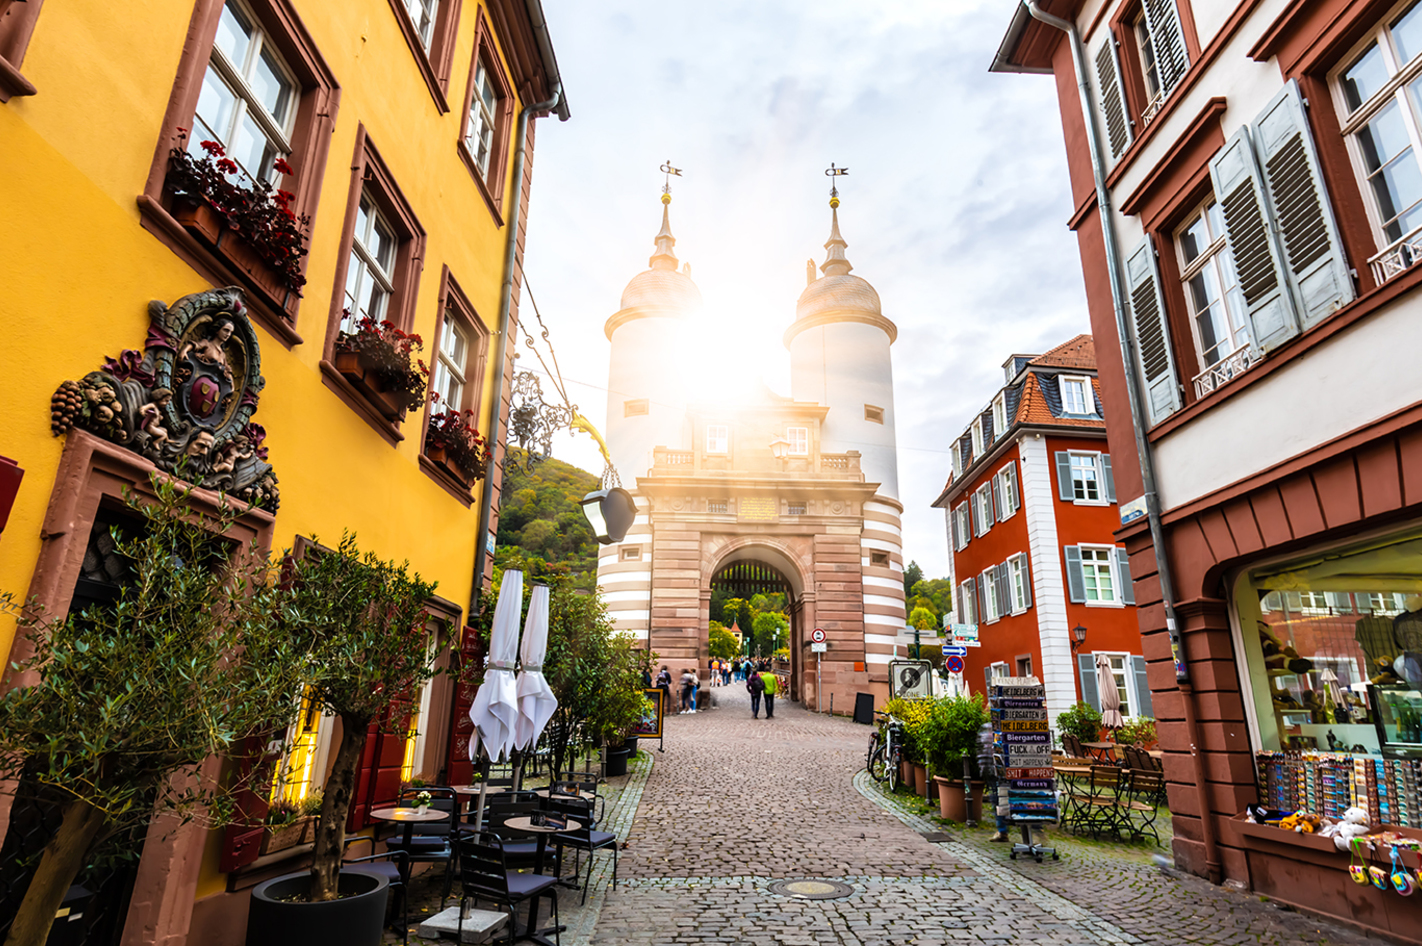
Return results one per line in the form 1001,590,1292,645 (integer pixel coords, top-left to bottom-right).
0,477,309,946
165,132,310,314
884,696,934,796
245,534,441,946
924,694,990,822
1116,716,1157,749
332,315,431,420
1057,700,1104,755
425,394,493,484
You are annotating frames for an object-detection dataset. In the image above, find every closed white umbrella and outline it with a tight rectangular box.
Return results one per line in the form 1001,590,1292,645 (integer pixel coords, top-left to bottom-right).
469,569,523,763
514,583,558,752
1096,653,1124,730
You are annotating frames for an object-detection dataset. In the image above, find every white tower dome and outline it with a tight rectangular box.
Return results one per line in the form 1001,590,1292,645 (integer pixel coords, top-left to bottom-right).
785,201,899,499
604,197,702,480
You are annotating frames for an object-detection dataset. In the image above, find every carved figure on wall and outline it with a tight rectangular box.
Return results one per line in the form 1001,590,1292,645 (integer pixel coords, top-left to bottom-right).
49,287,280,510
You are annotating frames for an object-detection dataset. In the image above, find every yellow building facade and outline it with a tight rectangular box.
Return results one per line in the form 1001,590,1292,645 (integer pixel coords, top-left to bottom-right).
0,0,565,940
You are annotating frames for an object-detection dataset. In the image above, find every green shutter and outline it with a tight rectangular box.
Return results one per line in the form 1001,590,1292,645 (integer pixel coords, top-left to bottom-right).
1133,655,1153,717
1055,451,1073,501
1102,454,1116,503
1116,547,1136,605
1078,652,1100,711
1064,546,1086,603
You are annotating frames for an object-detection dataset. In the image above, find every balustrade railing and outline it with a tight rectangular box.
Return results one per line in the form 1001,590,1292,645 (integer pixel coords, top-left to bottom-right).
1368,223,1422,286
1191,345,1259,399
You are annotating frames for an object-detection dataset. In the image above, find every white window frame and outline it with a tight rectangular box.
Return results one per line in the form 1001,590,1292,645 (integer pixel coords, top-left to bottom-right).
1008,553,1030,613
786,426,809,456
1080,545,1121,606
466,57,500,179
195,0,297,185
950,440,962,480
973,483,994,535
1097,651,1138,717
341,192,397,333
786,502,806,516
706,424,728,454
1175,196,1254,373
1069,451,1106,504
982,567,1000,623
958,579,977,624
432,313,468,410
971,417,984,456
990,661,1010,680
1060,375,1092,415
1331,1,1422,256
993,464,1019,520
991,393,1008,439
402,0,440,50
952,503,971,551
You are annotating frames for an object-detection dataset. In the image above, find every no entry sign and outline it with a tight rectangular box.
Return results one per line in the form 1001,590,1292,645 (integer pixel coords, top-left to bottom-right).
811,628,826,644
945,655,964,674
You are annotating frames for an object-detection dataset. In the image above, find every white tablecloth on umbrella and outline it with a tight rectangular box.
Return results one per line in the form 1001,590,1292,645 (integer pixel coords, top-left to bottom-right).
1096,653,1124,730
469,569,523,763
515,583,558,750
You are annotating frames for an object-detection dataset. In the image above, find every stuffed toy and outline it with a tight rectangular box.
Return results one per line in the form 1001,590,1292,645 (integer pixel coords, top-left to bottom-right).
1370,656,1403,687
1278,811,1321,833
1320,806,1370,852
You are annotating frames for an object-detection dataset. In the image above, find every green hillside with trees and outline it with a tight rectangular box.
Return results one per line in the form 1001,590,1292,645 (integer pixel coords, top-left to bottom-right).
494,449,601,589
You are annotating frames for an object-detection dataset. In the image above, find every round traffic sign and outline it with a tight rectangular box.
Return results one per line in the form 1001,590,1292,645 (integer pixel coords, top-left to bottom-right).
946,655,965,674
810,628,826,644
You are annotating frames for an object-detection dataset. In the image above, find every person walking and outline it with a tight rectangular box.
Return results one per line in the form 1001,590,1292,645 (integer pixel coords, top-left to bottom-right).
759,668,778,719
679,668,695,714
979,720,1010,842
690,667,700,712
656,665,673,717
747,667,765,718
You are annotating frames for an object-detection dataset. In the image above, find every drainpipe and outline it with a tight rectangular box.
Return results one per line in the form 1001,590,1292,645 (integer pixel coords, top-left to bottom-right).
469,79,564,619
1022,0,1221,884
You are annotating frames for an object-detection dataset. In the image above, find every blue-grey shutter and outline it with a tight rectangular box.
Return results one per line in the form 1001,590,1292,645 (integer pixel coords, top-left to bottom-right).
1078,652,1100,711
1210,125,1300,352
1055,451,1073,501
1102,454,1116,503
995,564,1010,617
984,664,994,696
1253,80,1355,329
1064,546,1086,603
975,575,986,622
1093,37,1132,160
1006,461,1020,513
949,505,960,551
1116,547,1136,605
1133,655,1153,718
1125,238,1183,423
1020,557,1032,611
1142,0,1189,96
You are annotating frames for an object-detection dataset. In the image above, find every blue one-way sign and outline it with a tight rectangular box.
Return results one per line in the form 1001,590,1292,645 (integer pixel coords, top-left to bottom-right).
942,645,968,657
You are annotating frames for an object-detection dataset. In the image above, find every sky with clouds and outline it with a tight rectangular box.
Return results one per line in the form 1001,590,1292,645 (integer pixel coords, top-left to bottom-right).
518,0,1089,579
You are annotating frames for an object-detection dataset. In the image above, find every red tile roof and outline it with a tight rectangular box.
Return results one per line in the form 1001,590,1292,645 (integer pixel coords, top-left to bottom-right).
1029,334,1095,370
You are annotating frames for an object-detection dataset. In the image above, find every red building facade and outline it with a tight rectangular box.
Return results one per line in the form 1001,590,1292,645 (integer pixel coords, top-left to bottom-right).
934,337,1147,728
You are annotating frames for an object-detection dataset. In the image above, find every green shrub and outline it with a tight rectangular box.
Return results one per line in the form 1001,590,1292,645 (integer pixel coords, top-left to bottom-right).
1057,701,1103,747
1117,716,1157,746
921,693,990,777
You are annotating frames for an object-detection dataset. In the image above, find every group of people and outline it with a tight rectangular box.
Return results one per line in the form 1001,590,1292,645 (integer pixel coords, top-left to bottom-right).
649,659,783,719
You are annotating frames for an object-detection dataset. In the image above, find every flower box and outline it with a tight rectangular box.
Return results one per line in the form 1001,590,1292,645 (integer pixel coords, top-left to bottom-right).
173,199,300,320
259,819,308,856
333,350,408,422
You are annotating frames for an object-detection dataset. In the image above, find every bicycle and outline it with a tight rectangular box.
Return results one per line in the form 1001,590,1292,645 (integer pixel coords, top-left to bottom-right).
866,711,903,792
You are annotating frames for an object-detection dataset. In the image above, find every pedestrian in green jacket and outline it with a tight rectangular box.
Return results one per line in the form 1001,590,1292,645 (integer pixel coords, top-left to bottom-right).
759,671,778,719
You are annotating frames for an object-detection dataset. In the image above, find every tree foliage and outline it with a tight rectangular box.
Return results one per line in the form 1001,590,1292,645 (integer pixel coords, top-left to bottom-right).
903,560,924,597
495,449,601,589
751,610,788,655
0,477,310,946
908,606,937,630
708,621,739,659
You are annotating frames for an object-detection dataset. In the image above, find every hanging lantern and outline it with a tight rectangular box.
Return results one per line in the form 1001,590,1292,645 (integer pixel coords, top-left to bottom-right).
579,487,637,544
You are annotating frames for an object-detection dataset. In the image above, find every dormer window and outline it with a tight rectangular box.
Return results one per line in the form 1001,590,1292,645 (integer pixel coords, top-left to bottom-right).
991,393,1007,440
1060,376,1091,415
971,417,984,456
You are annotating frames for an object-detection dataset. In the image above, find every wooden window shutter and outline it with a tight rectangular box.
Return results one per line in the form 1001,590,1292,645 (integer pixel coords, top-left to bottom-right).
1101,454,1116,503
1132,655,1154,717
984,664,994,696
949,504,960,551
1078,652,1100,711
1094,37,1132,160
1019,556,1033,610
1116,547,1136,605
997,564,1011,617
1006,461,1020,513
1143,0,1189,96
1055,451,1073,501
1209,127,1300,352
1252,80,1355,329
1064,545,1086,603
975,574,987,622
1124,238,1183,423
982,486,996,528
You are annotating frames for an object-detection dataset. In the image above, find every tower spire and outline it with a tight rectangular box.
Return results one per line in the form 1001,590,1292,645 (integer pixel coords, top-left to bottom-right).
821,162,852,277
651,159,683,271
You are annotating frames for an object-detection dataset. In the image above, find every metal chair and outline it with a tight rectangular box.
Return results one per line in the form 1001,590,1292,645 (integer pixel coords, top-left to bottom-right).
548,795,618,904
456,833,561,946
342,836,410,945
384,788,457,903
1073,766,1129,840
1124,770,1165,844
485,804,563,874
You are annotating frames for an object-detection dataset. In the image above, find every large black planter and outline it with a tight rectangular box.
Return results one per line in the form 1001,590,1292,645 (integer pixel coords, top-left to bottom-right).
623,735,639,756
606,746,631,777
246,869,389,946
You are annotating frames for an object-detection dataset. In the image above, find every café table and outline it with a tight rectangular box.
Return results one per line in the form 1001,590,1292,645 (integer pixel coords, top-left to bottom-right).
367,806,449,880
1081,741,1116,763
500,815,583,946
1052,765,1093,831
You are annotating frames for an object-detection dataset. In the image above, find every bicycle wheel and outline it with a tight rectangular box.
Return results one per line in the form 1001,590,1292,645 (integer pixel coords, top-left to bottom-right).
886,747,900,792
866,731,882,775
868,739,889,782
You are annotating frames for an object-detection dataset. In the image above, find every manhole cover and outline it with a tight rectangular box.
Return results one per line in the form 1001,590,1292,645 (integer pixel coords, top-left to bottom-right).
767,879,855,900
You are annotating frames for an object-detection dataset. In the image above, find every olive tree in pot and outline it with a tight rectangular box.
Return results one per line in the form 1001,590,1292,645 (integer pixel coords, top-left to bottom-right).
0,477,307,946
246,534,440,946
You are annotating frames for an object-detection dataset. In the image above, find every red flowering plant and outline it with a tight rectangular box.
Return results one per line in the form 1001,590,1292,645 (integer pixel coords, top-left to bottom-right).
166,130,310,291
334,313,431,412
425,393,493,483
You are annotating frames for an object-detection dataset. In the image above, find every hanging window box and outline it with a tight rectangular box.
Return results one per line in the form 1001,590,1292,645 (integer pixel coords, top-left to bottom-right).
424,399,491,487
258,818,309,856
333,317,429,422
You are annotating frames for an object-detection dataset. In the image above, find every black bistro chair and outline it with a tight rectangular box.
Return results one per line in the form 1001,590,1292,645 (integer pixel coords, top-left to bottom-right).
342,836,410,945
484,803,562,875
383,788,457,903
456,833,561,946
547,795,618,904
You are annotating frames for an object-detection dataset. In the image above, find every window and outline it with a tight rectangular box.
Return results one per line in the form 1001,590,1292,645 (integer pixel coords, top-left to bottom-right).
458,14,515,219
1132,0,1189,123
706,425,728,454
973,483,995,536
1055,451,1115,504
981,568,1000,623
1008,553,1032,613
990,662,1009,680
971,417,984,455
465,58,498,177
992,462,1019,520
432,314,468,409
992,393,1007,439
950,439,962,480
624,399,648,417
1105,654,1133,716
386,0,461,112
864,404,884,424
193,0,296,185
708,500,728,514
1059,376,1091,415
402,0,438,49
0,0,45,100
1176,198,1254,389
787,503,806,516
341,193,397,332
1064,545,1136,606
422,267,489,491
958,579,978,625
1016,655,1033,677
951,503,971,551
1078,651,1151,718
620,545,641,562
787,427,808,455
870,549,891,568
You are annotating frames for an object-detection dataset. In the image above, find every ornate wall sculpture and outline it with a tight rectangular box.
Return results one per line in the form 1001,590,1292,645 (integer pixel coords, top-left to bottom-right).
49,287,280,509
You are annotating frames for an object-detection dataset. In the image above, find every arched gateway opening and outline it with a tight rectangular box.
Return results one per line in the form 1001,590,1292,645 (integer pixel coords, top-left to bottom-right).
706,545,810,704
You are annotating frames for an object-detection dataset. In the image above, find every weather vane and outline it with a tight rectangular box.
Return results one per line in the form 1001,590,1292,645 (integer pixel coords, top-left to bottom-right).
660,159,682,204
825,162,848,207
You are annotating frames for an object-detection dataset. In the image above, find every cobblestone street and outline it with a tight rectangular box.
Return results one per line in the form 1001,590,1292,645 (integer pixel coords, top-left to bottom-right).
575,686,1375,946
